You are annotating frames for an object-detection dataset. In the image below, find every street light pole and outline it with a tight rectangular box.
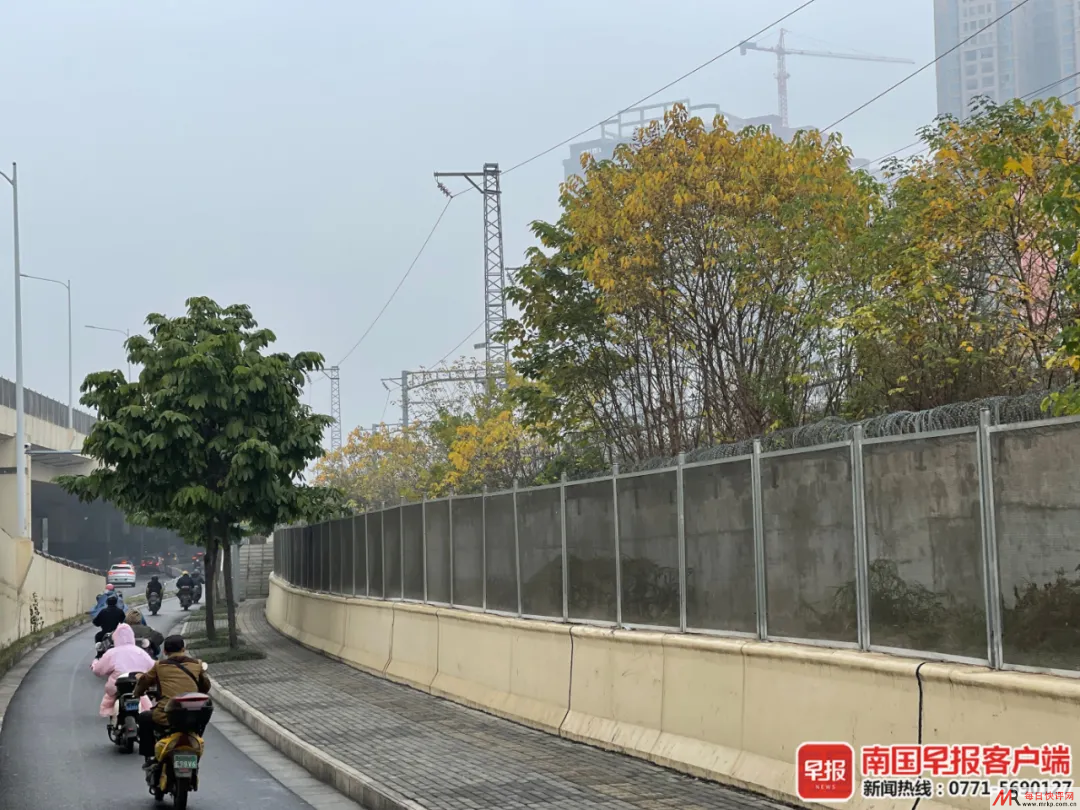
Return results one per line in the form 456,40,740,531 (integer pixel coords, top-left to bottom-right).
85,324,131,381
22,275,73,431
0,162,27,539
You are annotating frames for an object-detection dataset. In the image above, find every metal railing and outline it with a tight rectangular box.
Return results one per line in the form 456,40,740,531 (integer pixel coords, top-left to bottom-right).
0,376,97,435
274,409,1080,677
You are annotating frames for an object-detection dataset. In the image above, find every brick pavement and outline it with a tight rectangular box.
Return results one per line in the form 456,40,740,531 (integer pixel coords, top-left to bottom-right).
210,600,792,810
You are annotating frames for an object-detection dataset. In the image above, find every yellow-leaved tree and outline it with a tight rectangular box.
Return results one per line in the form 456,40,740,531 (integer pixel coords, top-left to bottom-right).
435,373,553,494
844,97,1080,414
313,424,438,509
514,104,878,458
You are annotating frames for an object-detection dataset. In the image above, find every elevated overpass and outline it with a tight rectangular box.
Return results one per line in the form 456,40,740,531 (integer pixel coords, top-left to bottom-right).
0,377,182,570
0,376,97,544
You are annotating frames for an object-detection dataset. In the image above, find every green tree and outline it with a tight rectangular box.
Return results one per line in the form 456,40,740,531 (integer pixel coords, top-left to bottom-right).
58,297,338,648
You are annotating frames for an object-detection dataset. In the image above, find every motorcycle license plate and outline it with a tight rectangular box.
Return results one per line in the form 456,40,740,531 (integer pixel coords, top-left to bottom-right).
124,700,140,712
173,753,198,776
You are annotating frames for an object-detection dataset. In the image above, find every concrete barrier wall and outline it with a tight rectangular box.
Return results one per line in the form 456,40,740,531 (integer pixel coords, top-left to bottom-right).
267,575,1080,810
0,527,104,646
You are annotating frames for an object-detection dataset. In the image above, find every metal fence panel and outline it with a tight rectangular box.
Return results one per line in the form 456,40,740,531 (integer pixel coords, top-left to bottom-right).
484,493,517,612
321,522,332,591
329,519,344,595
339,518,354,595
289,527,296,586
761,447,857,643
402,504,425,600
288,527,297,584
425,500,451,604
451,495,484,608
304,525,316,590
683,460,757,633
367,513,384,598
617,471,679,628
351,515,366,596
517,487,562,618
992,423,1080,671
565,480,617,623
384,507,402,599
864,434,987,659
311,524,321,590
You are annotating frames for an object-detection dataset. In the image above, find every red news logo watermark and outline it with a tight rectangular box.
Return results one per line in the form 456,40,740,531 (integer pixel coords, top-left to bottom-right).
861,744,1071,778
796,743,1072,803
798,742,855,802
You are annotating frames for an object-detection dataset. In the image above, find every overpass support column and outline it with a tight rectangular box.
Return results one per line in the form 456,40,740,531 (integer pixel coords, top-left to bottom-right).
0,436,30,541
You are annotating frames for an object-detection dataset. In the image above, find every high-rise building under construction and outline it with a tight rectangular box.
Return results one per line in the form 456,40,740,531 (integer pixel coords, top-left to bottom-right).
933,0,1079,118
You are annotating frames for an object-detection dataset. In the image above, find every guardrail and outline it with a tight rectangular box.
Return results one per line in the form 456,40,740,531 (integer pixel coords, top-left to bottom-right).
276,409,1080,678
34,550,106,577
0,376,97,435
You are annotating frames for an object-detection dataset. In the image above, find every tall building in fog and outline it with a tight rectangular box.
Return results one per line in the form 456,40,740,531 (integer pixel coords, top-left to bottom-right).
934,0,1079,118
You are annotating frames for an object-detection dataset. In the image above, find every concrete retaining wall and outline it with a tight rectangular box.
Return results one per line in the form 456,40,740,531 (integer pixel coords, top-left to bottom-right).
266,575,1080,810
0,527,105,647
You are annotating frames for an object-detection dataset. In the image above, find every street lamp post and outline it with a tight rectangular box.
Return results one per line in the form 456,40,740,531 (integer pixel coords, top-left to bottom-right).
85,324,131,381
0,162,27,539
23,274,72,431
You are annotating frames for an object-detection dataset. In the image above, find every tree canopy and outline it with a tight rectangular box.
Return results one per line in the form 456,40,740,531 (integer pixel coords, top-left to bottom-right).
59,296,340,645
496,98,1080,462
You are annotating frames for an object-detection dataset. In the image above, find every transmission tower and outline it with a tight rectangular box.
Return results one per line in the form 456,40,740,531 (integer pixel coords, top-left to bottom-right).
327,365,342,451
434,163,508,383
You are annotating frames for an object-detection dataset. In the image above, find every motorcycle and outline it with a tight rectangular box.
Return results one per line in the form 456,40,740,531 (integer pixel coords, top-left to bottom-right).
147,591,162,616
178,586,193,611
146,665,213,809
191,582,202,604
95,632,114,659
107,671,144,754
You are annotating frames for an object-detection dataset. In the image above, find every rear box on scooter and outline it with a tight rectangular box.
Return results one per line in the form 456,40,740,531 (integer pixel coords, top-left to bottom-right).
165,694,213,735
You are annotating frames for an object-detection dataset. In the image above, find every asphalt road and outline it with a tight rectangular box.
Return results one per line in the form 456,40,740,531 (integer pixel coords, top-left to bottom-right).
0,592,315,810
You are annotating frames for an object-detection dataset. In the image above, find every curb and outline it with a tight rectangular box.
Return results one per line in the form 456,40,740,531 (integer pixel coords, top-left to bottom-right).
0,619,92,734
208,675,426,810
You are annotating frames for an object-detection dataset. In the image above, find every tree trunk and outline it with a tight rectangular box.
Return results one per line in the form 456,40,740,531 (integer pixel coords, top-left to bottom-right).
222,538,239,649
203,533,218,643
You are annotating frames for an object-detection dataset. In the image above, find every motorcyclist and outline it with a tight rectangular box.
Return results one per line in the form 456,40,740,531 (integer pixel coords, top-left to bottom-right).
175,570,194,591
133,634,212,772
125,608,164,659
92,594,127,644
90,583,126,618
145,575,163,600
90,623,155,718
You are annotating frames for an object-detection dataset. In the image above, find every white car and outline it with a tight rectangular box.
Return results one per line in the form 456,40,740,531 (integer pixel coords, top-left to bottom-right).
106,563,137,588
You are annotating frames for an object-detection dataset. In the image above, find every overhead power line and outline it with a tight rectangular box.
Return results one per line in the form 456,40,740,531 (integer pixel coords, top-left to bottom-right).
499,0,820,178
822,0,1034,133
865,69,1080,169
434,320,484,368
334,198,454,369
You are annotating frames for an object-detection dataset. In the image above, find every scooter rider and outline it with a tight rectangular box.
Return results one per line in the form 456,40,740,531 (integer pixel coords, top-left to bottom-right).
90,583,127,618
175,571,194,591
145,575,163,599
93,594,127,645
125,608,164,659
132,634,212,772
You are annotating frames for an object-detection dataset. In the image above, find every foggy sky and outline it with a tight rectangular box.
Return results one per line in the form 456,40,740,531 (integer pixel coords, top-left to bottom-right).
0,0,937,439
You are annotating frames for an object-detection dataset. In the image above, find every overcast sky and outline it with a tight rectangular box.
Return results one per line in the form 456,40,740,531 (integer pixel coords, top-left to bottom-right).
0,0,937,439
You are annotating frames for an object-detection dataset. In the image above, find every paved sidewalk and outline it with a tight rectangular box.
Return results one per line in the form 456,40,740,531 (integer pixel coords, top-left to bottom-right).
207,600,790,810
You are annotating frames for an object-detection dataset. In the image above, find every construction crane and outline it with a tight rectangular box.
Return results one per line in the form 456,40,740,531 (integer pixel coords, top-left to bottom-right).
739,29,914,129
